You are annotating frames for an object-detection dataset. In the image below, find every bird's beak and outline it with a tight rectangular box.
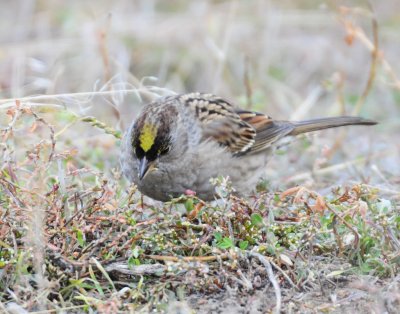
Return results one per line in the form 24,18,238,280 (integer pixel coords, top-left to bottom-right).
138,157,155,180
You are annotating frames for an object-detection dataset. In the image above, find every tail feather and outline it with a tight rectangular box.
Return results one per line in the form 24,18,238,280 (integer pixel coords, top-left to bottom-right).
289,116,377,136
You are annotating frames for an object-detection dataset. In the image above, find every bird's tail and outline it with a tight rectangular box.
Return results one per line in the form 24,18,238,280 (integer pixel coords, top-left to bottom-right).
289,116,377,136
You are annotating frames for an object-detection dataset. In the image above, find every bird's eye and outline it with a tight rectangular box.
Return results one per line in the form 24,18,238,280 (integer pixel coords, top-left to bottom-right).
158,145,169,156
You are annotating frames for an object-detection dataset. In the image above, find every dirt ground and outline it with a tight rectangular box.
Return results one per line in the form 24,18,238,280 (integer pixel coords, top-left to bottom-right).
181,272,400,313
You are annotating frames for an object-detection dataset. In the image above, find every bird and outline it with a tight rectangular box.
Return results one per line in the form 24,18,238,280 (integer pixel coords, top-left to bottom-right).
121,92,376,201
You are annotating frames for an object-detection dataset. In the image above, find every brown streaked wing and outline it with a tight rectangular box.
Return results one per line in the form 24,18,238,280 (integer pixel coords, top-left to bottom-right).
179,93,257,154
236,110,295,155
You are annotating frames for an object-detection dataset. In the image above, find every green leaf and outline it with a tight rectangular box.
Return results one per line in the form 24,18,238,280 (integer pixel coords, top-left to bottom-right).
185,199,194,212
326,269,347,278
239,240,249,250
128,256,141,267
75,229,85,247
88,265,104,296
251,213,263,226
275,149,287,155
214,232,223,241
132,246,140,258
218,237,234,249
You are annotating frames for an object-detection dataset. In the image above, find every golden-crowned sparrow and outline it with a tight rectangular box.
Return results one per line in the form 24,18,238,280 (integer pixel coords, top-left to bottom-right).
121,92,376,201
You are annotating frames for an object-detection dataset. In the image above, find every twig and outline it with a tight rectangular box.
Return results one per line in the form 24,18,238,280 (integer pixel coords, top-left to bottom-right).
249,252,282,314
211,0,237,93
325,204,360,249
332,215,344,256
230,268,253,290
0,177,48,203
174,222,210,232
30,305,87,314
290,86,323,121
0,87,173,108
135,218,160,227
0,302,7,313
30,109,56,163
361,184,399,197
145,254,228,262
269,259,299,290
352,7,379,115
328,6,379,159
97,17,112,87
91,258,116,291
105,262,166,276
386,227,400,251
81,116,121,139
243,55,253,109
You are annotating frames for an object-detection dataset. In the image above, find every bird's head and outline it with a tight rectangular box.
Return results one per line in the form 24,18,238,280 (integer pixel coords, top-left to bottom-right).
131,104,176,180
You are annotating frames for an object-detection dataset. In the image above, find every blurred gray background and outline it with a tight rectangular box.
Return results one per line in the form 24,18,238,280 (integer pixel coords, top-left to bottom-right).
0,0,399,193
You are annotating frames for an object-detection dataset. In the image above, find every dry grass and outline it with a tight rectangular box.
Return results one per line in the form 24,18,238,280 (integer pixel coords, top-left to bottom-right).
0,1,400,313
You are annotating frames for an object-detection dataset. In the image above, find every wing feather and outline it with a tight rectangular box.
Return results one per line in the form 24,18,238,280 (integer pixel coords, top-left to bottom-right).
236,110,294,155
179,93,294,155
180,93,256,154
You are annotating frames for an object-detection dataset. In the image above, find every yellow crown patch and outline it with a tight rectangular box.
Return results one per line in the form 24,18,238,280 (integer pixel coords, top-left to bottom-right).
139,123,157,152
